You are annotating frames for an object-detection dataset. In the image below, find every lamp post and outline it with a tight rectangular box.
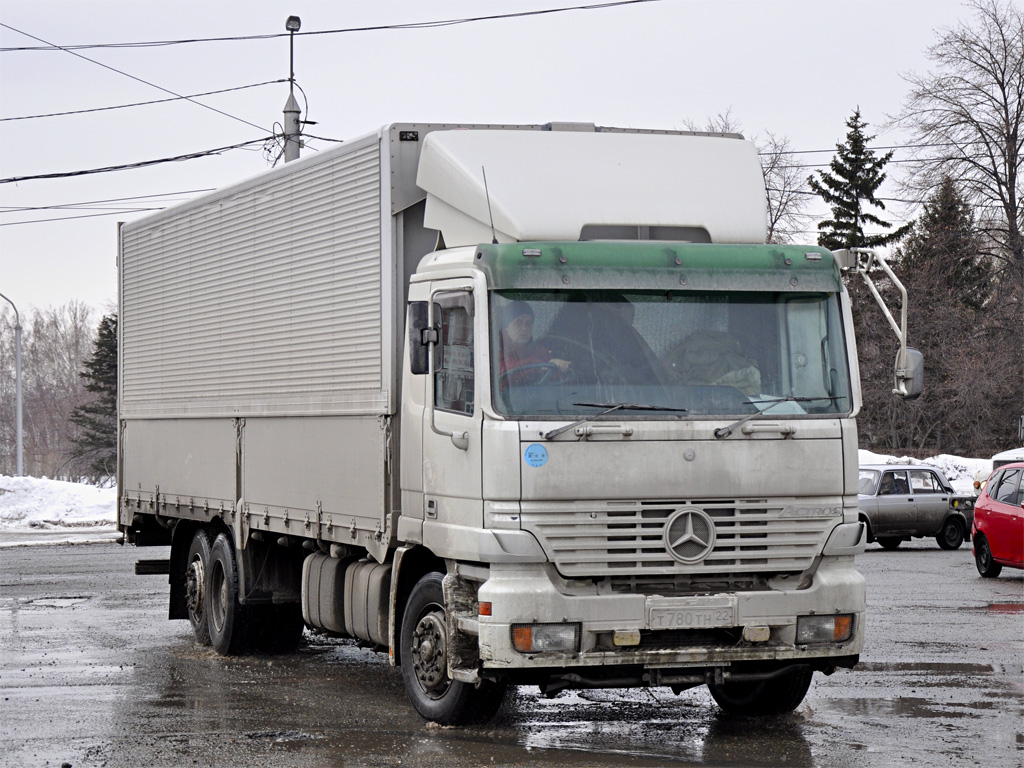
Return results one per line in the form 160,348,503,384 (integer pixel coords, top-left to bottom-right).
0,292,23,476
283,15,302,163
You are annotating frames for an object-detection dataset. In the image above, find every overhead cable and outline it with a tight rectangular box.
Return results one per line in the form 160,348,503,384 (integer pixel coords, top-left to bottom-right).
0,1,660,51
1,81,287,122
0,23,270,134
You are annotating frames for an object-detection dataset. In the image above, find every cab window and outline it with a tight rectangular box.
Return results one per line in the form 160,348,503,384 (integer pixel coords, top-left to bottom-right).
433,293,474,415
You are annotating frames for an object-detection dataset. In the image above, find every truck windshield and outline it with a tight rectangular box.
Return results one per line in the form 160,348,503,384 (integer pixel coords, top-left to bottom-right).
490,289,852,419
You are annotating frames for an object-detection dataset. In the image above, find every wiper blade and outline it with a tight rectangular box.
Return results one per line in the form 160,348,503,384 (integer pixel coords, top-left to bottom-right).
713,396,843,440
543,402,687,441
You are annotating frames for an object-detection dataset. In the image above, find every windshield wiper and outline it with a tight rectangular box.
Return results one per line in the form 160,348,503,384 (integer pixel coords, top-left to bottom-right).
713,396,844,439
543,402,688,441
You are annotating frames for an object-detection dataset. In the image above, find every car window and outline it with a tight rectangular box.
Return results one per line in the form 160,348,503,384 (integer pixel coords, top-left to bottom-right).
909,470,942,493
879,471,909,496
859,469,880,495
992,469,1022,505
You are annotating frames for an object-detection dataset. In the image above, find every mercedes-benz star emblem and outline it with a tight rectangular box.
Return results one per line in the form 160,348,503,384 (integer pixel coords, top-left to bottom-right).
664,509,716,564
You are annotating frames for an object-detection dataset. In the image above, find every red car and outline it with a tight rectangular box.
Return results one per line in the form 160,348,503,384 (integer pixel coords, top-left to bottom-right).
972,461,1024,577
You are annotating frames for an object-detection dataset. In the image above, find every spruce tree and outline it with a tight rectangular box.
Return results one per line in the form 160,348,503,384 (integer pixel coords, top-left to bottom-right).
897,176,989,310
810,108,909,249
70,314,118,479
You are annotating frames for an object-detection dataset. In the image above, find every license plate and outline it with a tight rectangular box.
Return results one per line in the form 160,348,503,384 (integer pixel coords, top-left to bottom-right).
649,603,736,630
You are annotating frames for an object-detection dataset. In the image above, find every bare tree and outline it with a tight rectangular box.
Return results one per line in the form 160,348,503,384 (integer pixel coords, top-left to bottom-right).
0,302,96,478
684,111,811,244
894,0,1024,289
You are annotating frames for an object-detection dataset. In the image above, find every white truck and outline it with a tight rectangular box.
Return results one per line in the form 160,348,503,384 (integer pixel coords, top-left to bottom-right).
118,122,921,723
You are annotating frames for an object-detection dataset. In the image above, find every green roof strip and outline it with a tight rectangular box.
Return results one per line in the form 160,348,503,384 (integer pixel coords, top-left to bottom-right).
473,242,843,293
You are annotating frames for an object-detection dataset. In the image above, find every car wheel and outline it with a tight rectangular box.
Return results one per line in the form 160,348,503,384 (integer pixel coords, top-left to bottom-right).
206,532,252,655
708,667,814,716
936,518,963,550
974,535,1003,578
184,529,212,645
877,537,902,551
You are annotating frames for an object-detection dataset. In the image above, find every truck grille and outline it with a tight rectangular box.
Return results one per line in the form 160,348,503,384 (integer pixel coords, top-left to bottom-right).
520,500,835,588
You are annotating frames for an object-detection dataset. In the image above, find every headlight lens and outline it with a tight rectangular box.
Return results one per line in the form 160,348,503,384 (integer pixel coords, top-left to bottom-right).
511,623,580,653
796,614,855,644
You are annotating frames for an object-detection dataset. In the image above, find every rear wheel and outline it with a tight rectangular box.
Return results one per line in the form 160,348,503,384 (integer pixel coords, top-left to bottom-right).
400,573,508,725
708,667,813,716
877,537,902,551
184,530,212,645
206,533,251,655
975,535,1003,578
936,518,963,550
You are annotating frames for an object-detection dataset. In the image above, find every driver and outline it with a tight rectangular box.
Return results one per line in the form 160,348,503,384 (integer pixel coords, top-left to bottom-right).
499,301,571,381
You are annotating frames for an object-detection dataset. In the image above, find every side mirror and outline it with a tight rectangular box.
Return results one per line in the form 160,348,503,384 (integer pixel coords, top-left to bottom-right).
894,347,924,400
408,302,429,375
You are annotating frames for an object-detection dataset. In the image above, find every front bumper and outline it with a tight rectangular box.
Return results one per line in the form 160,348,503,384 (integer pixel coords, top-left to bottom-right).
475,557,865,675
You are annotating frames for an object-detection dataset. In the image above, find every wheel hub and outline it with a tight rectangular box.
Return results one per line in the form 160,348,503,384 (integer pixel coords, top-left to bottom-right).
185,559,205,617
411,610,448,694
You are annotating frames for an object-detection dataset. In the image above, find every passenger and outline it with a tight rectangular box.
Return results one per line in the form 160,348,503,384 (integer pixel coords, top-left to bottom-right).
667,330,761,396
498,301,570,383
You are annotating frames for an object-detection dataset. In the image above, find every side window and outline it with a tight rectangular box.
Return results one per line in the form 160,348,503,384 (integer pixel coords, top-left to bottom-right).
993,469,1021,505
880,471,908,495
433,293,474,415
909,470,941,493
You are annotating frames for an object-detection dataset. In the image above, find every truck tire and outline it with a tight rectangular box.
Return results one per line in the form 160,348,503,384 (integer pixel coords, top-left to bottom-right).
935,518,963,550
974,535,1002,578
400,572,508,725
708,667,813,716
185,530,212,645
877,537,902,551
206,533,251,655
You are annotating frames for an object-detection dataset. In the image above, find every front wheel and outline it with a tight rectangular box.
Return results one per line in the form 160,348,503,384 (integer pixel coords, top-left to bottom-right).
975,535,1003,578
936,518,964,550
708,667,813,716
400,573,508,725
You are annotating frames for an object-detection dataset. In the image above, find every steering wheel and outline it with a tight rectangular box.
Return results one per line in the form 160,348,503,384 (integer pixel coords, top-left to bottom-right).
499,362,560,387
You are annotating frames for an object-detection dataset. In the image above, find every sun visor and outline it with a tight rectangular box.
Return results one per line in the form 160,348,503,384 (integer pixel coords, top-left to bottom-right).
417,129,767,246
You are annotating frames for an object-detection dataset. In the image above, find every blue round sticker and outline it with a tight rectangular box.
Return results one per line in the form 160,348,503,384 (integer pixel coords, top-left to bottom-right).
524,444,549,468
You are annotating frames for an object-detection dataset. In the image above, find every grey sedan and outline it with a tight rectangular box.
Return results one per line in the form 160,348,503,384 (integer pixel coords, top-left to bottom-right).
858,464,974,550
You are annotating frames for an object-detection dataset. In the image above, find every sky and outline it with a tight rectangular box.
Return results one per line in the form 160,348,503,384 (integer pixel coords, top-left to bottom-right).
0,0,976,318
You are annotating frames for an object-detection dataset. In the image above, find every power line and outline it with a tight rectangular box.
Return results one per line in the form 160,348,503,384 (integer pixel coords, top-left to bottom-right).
0,81,286,122
0,189,216,212
0,1,661,52
0,138,269,184
0,209,163,226
0,23,270,134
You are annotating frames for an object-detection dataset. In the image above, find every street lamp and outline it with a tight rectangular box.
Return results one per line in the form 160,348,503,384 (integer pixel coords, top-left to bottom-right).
0,292,23,476
283,15,302,163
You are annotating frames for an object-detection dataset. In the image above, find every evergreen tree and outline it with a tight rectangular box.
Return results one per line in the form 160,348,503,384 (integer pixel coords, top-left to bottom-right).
896,176,989,310
809,109,909,249
70,314,117,479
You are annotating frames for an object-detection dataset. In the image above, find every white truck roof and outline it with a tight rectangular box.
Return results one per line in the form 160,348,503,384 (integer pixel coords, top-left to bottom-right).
417,129,767,247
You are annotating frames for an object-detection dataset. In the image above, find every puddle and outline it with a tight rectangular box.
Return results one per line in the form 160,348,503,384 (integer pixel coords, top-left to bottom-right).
25,596,91,608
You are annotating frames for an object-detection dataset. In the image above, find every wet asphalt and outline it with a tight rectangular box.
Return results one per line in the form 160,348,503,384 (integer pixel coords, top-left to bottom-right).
0,537,1020,768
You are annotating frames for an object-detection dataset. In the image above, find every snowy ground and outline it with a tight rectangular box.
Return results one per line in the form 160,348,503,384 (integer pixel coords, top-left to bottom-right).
0,450,999,547
0,474,120,547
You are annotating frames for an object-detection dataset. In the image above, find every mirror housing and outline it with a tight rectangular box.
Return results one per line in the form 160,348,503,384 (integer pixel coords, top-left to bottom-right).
895,347,924,400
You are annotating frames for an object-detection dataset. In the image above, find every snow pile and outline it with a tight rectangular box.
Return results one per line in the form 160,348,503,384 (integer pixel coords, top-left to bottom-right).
857,449,991,494
0,474,117,530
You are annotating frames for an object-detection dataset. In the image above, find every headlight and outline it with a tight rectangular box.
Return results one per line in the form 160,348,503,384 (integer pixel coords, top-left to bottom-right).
511,623,580,653
796,614,855,644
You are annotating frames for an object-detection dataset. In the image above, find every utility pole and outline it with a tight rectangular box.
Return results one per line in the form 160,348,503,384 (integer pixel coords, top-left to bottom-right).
283,15,302,163
0,292,23,476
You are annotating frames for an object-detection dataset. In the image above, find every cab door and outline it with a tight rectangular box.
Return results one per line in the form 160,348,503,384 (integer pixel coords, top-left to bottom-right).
420,281,484,541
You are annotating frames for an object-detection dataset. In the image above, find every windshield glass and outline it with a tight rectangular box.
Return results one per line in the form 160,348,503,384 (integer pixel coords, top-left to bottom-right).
859,469,880,495
490,289,852,418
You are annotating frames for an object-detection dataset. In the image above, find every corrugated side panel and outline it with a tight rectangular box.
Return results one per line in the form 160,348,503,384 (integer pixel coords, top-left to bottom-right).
121,140,385,417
